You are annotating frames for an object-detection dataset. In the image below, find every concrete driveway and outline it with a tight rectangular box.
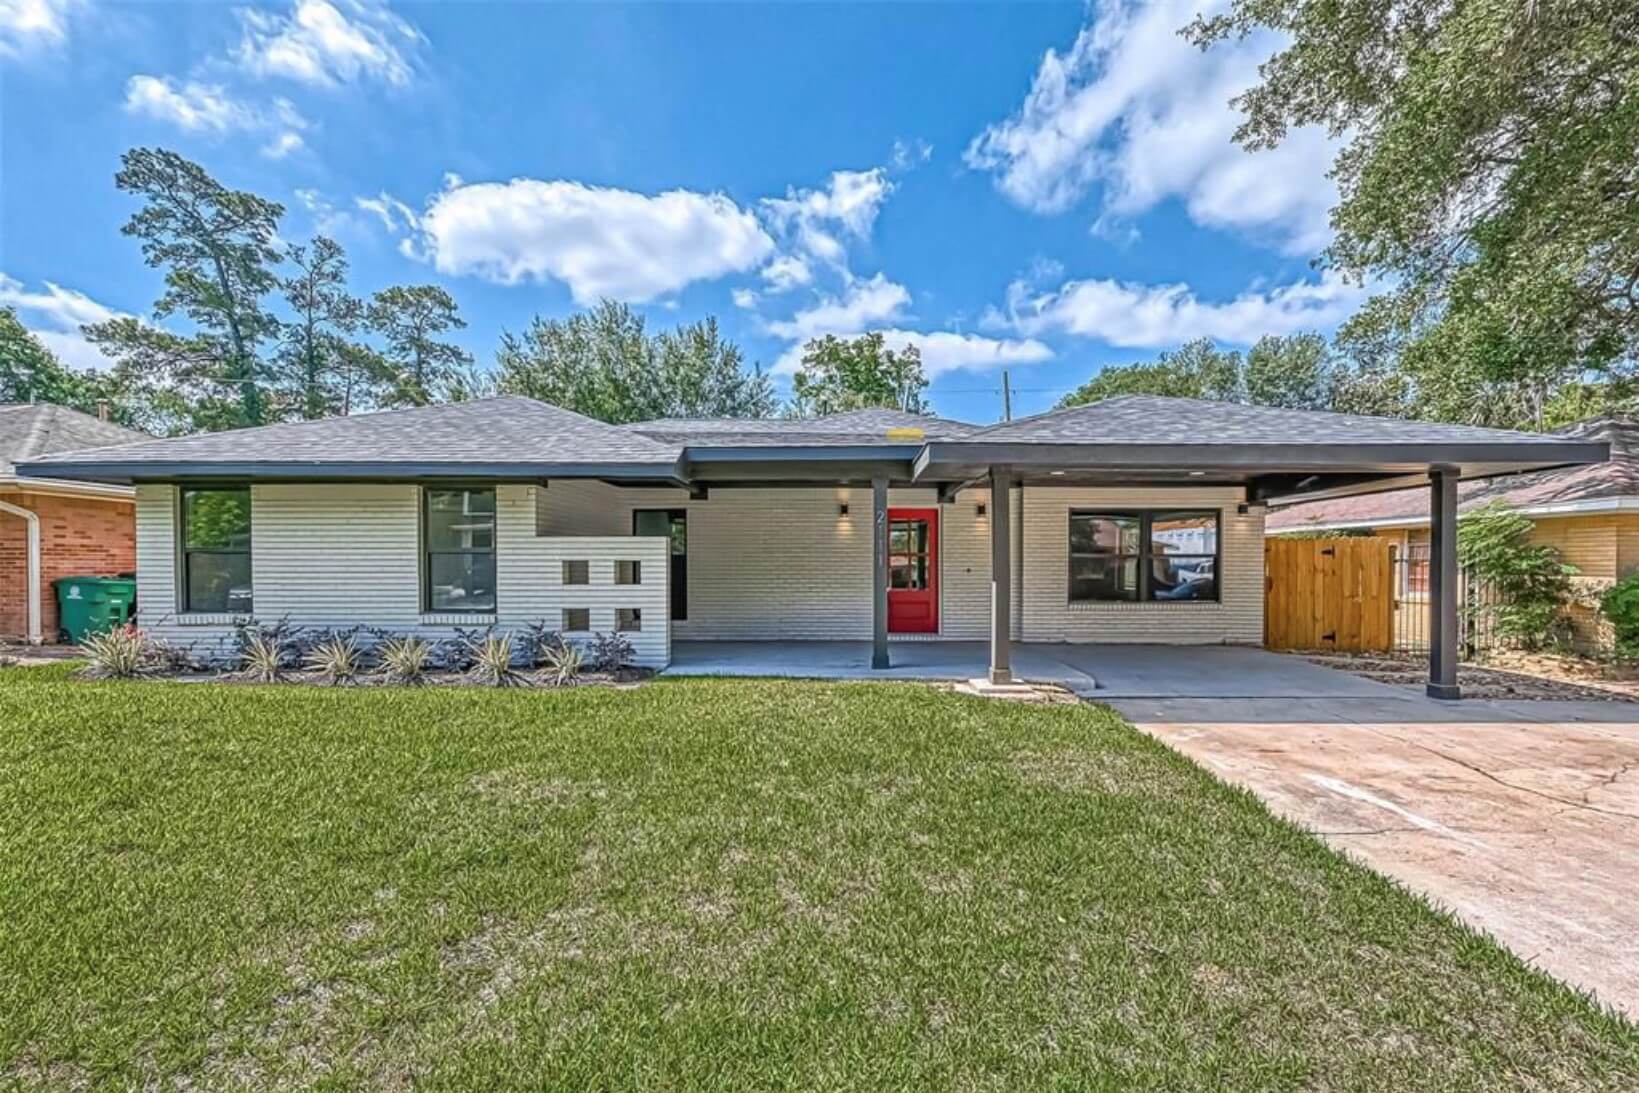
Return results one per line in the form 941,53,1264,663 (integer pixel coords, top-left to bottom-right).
1112,688,1639,1019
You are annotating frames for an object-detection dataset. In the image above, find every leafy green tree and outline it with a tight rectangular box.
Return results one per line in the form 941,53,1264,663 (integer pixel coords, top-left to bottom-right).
278,236,368,419
83,148,283,428
1057,338,1243,408
1243,333,1333,410
496,300,775,422
1458,503,1577,650
789,332,930,416
367,285,472,407
1190,0,1639,430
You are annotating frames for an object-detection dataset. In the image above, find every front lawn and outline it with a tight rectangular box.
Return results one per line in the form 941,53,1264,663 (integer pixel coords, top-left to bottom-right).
1,668,1633,1089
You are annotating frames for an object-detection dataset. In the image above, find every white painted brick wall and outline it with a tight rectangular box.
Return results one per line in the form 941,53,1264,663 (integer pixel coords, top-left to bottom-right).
536,481,1013,641
133,483,669,667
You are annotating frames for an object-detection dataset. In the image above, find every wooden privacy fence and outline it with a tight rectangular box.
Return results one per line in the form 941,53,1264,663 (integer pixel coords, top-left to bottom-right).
1265,537,1395,652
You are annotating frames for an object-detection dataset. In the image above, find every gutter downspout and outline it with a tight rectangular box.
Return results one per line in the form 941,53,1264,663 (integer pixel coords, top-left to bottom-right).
0,499,42,645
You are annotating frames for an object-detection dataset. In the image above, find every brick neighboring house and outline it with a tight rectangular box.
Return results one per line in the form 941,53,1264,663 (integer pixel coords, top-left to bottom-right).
1,404,148,643
1266,417,1639,649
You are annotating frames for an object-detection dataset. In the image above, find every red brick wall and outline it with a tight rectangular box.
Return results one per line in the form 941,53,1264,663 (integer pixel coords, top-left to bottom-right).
0,489,137,643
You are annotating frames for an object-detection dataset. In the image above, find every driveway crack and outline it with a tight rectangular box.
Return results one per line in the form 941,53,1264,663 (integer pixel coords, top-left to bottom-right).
1399,740,1639,823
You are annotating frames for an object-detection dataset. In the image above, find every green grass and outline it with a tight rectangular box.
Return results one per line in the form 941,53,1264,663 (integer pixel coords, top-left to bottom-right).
1,667,1634,1090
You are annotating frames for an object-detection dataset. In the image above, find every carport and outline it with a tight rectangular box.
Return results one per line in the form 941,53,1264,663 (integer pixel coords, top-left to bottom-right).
916,399,1609,699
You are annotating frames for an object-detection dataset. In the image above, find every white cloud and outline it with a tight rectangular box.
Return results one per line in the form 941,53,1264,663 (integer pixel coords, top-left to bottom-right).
762,274,1051,378
354,190,419,233
0,273,128,371
123,75,309,154
411,177,774,304
965,0,1337,254
993,269,1366,349
731,288,759,310
765,274,910,342
0,0,77,58
773,328,1052,378
236,0,422,87
762,168,894,270
890,137,933,171
759,254,812,293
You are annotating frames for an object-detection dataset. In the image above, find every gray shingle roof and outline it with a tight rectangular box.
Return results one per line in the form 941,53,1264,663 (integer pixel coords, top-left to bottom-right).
21,397,682,479
969,395,1581,447
626,408,978,446
1267,417,1639,530
0,403,149,476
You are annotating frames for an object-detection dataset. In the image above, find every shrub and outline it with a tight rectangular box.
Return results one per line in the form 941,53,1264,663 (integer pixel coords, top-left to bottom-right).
239,631,288,683
466,633,527,687
520,619,566,666
586,631,636,674
305,635,366,686
81,624,150,679
1457,503,1577,650
232,617,300,670
540,639,584,687
436,626,493,671
1600,574,1639,656
379,635,433,686
146,636,204,673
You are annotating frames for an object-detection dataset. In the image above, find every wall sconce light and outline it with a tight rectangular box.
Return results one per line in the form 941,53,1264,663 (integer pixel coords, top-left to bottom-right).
976,502,987,517
838,502,850,517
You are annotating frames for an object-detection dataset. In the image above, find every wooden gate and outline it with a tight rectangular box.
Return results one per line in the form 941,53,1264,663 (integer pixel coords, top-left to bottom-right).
1264,537,1394,652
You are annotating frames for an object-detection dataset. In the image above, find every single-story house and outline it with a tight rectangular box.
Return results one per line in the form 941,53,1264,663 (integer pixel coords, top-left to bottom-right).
1266,417,1638,648
18,395,1606,697
2,403,149,644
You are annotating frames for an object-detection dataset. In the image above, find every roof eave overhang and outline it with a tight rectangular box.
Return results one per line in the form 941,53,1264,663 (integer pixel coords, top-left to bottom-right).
913,441,1610,480
680,444,920,484
14,459,690,486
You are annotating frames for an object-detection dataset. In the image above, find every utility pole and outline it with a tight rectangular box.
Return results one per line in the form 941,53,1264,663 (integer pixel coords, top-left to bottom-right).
1002,370,1013,422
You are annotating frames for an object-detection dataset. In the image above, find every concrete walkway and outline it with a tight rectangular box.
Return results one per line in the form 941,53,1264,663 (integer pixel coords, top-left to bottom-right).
665,640,1100,694
1116,692,1639,1019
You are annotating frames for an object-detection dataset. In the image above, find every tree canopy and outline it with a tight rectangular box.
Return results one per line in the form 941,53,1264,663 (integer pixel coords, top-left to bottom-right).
1057,335,1344,412
0,309,135,424
495,300,776,423
788,333,931,416
1190,0,1639,429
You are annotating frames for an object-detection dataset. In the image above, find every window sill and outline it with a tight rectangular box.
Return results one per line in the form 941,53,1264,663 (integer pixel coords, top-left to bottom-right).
420,613,497,626
1067,600,1222,609
176,613,248,627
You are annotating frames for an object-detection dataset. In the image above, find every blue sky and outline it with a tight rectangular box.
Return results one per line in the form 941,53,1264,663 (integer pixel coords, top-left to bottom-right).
0,0,1363,424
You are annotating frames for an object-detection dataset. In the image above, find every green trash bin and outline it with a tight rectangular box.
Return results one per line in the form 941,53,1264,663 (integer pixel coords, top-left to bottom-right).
54,576,137,644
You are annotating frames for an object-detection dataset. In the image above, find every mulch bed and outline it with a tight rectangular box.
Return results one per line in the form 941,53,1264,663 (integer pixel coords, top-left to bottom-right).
1301,651,1639,702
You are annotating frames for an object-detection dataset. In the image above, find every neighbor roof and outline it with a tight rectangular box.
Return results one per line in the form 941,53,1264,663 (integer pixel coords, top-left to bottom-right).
0,403,149,477
19,397,684,482
1267,418,1639,531
625,408,978,447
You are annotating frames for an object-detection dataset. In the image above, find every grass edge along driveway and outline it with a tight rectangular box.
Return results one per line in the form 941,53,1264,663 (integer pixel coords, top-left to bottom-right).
2,666,1635,1090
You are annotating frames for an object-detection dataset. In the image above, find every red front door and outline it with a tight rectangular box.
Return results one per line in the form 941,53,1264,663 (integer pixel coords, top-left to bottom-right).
887,508,938,633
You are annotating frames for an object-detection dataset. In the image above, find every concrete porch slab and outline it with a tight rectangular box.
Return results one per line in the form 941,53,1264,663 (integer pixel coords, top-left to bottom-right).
665,641,1408,701
664,640,1100,695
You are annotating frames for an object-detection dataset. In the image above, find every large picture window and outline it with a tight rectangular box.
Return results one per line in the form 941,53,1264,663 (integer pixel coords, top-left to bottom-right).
1068,510,1219,603
424,487,497,613
181,487,252,613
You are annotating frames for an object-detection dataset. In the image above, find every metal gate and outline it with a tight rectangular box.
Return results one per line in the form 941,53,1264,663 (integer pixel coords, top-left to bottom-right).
1390,544,1504,655
1264,537,1395,652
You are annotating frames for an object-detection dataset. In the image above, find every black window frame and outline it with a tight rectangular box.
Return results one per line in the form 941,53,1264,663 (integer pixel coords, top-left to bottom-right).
421,485,498,615
633,508,687,621
1067,509,1221,604
178,485,253,614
